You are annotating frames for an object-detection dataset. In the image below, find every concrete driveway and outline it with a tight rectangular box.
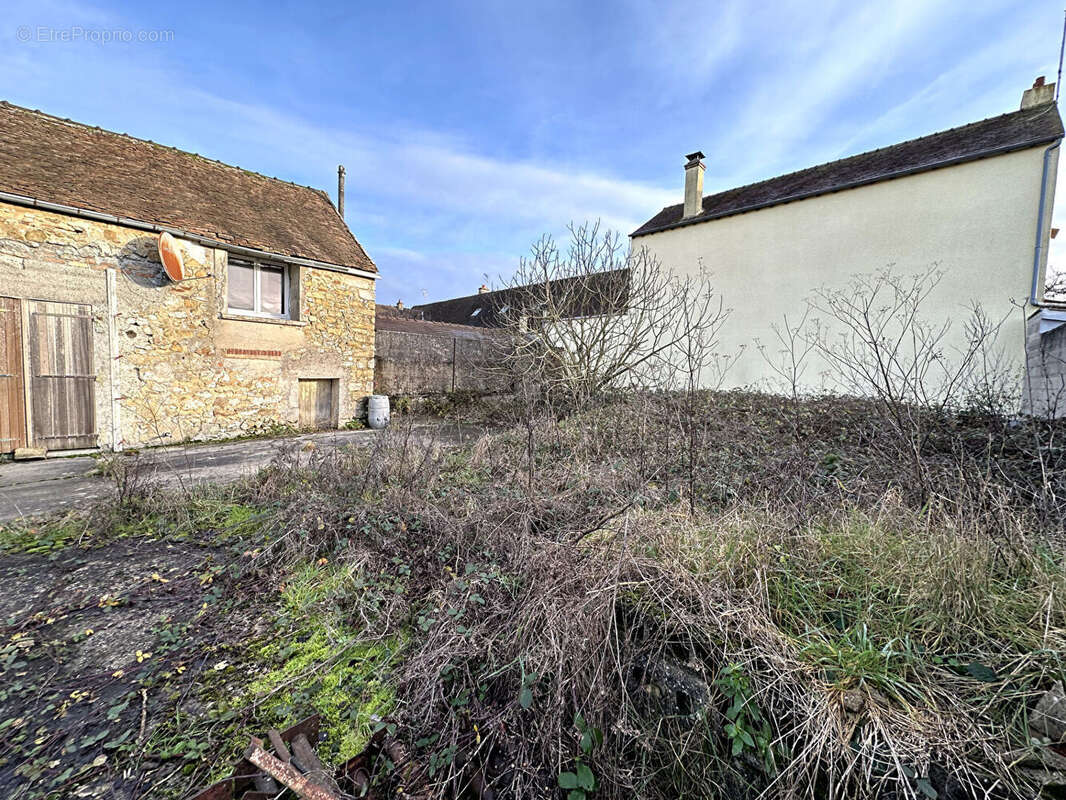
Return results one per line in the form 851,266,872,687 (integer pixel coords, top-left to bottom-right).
0,422,479,521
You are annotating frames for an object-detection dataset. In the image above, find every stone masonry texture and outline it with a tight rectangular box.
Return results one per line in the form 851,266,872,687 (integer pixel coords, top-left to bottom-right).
1025,311,1066,417
0,202,375,450
374,329,507,395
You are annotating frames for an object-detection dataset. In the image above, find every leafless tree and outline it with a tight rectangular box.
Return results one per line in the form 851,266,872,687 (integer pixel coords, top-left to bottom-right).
1045,262,1066,304
654,260,738,513
494,222,731,408
484,222,733,499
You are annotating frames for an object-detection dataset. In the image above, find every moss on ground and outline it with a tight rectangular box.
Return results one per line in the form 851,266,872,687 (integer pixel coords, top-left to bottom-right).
0,499,261,557
0,519,86,555
0,492,409,798
244,628,399,760
6,392,1066,799
222,560,402,762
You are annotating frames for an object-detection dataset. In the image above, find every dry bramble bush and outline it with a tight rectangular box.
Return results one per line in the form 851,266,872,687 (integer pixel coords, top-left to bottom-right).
3,228,1065,799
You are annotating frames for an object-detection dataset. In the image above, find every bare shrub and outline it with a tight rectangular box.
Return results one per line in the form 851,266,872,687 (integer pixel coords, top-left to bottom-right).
494,222,731,408
754,307,819,400
483,222,733,500
52,255,1066,799
234,408,1063,799
806,267,1010,502
54,382,1064,800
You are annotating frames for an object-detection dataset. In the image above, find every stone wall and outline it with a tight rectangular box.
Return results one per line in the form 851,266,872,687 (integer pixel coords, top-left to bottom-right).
0,201,375,450
374,329,508,395
1024,310,1066,417
0,206,114,449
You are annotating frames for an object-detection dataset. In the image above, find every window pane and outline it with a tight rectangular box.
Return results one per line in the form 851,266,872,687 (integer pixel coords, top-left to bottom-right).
227,261,254,310
259,266,285,315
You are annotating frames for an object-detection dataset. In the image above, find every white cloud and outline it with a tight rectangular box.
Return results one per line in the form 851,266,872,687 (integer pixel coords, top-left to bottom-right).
5,0,1063,304
832,22,1054,158
374,248,518,305
0,30,678,305
137,89,677,302
626,0,746,95
709,0,961,180
130,87,671,233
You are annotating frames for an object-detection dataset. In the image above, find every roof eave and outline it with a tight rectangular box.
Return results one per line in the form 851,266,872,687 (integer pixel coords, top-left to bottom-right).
0,189,379,279
630,134,1064,239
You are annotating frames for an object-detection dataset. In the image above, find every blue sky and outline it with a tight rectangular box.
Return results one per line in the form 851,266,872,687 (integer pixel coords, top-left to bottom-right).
1,0,1064,304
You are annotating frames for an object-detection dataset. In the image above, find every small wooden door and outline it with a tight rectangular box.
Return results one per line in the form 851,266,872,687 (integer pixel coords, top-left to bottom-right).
0,297,27,453
27,300,97,451
298,379,338,430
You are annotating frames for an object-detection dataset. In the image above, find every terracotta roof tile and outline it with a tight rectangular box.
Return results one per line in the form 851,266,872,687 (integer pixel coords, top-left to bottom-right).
0,101,376,271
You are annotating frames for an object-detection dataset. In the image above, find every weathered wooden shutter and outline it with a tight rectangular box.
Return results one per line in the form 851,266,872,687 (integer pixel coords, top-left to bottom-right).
0,297,27,453
27,300,97,451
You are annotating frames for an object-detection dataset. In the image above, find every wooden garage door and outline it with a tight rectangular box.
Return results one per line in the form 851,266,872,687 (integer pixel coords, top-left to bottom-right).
27,300,97,451
298,379,338,430
0,297,27,453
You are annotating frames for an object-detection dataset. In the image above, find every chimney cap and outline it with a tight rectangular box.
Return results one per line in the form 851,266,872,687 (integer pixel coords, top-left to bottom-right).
478,284,490,294
685,151,705,165
396,300,405,309
1021,77,1056,109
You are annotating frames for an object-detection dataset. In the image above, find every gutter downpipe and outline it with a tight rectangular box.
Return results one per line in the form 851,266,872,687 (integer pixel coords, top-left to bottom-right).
1030,139,1061,306
0,190,380,281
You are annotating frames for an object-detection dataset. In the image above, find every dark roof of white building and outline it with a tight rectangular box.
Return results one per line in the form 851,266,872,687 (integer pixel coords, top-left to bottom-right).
633,101,1064,237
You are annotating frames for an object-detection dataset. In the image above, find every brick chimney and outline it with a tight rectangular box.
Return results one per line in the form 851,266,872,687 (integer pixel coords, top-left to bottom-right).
1021,76,1056,110
683,151,705,219
478,284,490,294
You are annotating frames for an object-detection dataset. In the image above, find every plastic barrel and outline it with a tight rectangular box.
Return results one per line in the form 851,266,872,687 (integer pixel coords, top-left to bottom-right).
367,395,390,430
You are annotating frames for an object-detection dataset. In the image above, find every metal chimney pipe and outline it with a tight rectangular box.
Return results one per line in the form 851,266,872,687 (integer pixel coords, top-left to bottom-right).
337,165,346,218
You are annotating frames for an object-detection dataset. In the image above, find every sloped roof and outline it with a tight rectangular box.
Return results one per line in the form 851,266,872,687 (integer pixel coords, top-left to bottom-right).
0,101,376,271
633,101,1064,237
375,304,503,339
412,269,629,327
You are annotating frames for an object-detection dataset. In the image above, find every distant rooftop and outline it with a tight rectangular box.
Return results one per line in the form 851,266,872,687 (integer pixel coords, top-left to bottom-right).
412,269,629,327
375,304,503,339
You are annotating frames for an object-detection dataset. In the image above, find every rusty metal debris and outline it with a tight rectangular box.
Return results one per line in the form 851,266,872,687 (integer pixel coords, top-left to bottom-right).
245,736,339,800
190,714,386,800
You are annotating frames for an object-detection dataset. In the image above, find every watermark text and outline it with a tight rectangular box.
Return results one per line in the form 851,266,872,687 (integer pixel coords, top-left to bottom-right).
17,26,175,44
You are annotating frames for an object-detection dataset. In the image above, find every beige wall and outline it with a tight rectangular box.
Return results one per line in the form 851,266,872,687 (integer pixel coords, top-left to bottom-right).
0,202,375,450
633,146,1057,395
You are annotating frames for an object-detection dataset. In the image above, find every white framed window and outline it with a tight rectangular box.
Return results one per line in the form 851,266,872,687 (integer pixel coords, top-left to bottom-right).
227,258,291,319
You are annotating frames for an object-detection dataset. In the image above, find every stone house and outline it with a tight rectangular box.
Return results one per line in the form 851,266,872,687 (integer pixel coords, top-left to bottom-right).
631,78,1066,411
0,101,377,454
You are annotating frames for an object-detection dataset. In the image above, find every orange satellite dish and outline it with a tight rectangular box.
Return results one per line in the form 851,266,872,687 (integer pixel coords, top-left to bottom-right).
158,232,185,282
